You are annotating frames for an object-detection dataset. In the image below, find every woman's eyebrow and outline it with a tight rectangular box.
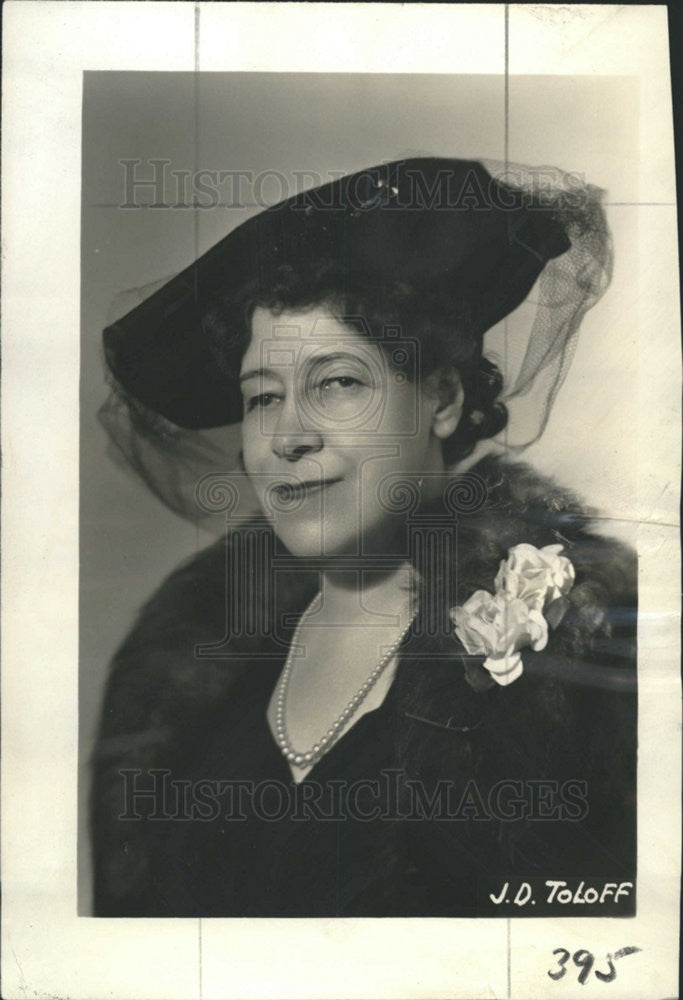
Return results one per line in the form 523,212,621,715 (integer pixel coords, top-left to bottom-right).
239,367,280,383
241,351,371,383
304,350,372,368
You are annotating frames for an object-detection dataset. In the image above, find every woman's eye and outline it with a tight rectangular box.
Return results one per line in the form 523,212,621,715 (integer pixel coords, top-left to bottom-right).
320,376,362,392
246,393,280,412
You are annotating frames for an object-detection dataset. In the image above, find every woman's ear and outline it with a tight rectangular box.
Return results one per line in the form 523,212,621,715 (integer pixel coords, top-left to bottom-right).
430,367,464,440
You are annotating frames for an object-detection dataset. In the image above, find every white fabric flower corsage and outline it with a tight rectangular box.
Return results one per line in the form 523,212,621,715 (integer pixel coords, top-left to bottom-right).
450,543,575,687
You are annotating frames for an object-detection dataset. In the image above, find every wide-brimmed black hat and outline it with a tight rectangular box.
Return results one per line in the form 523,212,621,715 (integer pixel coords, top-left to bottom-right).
103,157,572,430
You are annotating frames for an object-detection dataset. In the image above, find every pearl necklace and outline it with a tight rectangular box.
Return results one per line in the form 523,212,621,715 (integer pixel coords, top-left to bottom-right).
274,592,416,770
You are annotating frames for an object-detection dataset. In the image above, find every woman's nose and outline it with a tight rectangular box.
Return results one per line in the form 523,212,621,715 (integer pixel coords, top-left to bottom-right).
270,404,323,461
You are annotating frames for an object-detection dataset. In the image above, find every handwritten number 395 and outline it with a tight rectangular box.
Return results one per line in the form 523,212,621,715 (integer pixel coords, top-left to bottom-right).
548,947,641,985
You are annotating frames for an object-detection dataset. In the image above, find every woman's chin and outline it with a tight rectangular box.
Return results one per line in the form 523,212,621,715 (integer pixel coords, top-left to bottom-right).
271,520,359,559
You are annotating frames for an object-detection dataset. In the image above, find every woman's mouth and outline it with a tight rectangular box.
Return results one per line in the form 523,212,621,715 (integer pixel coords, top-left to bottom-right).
273,477,342,501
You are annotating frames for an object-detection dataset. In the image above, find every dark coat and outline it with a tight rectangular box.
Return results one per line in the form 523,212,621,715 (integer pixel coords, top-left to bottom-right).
90,456,637,916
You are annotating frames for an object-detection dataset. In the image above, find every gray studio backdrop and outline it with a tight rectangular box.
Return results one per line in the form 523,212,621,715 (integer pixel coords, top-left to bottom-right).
80,71,638,912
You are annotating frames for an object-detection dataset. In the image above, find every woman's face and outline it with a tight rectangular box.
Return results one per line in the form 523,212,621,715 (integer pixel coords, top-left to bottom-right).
240,307,461,558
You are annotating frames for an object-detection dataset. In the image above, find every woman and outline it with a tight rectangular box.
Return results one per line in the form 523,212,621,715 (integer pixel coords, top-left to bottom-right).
92,158,637,917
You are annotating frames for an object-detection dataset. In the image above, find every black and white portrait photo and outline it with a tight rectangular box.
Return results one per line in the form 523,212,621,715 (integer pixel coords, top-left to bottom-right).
85,77,640,921
3,5,681,999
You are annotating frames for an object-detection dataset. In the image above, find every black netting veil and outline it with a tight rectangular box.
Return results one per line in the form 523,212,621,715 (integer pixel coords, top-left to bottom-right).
482,159,613,447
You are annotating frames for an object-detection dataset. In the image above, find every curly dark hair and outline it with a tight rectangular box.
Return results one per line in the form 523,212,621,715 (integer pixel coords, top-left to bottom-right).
202,259,508,466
